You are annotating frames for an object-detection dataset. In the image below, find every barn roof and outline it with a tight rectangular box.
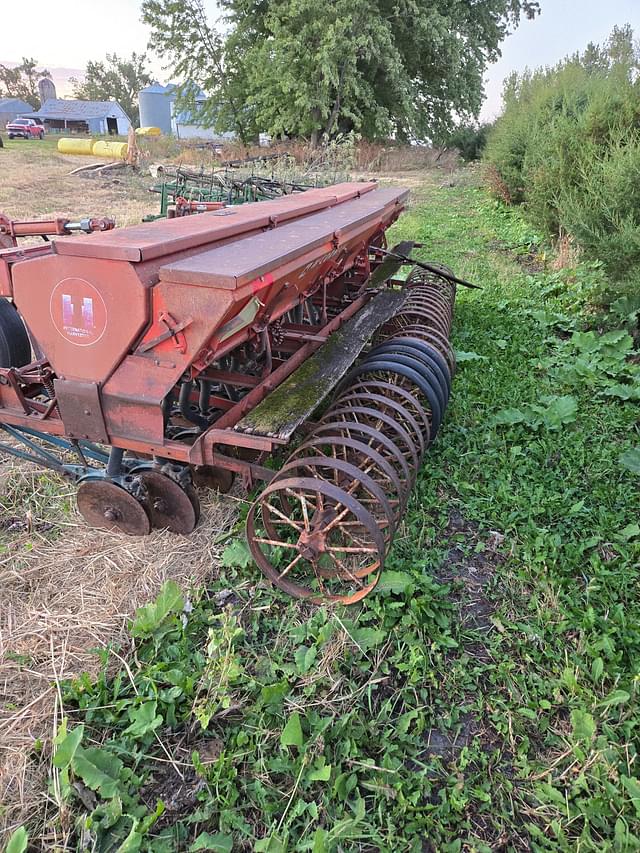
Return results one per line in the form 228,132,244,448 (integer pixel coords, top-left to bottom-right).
0,98,34,113
28,99,130,121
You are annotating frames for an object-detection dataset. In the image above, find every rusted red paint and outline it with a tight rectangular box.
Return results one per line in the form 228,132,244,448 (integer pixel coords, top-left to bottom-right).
0,183,408,474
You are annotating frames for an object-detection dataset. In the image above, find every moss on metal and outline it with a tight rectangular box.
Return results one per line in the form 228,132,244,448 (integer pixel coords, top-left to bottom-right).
236,290,404,439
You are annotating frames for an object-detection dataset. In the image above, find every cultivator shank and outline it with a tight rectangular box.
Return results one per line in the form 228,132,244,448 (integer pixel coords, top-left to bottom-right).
0,182,464,603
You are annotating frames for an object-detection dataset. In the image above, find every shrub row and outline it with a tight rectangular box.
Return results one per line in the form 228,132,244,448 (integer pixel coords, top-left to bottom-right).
484,25,640,295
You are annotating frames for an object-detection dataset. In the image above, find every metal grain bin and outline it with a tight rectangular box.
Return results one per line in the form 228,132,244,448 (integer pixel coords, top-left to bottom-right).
138,84,173,134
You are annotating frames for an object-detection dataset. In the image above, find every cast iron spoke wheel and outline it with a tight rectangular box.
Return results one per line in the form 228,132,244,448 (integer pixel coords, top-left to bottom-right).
247,476,385,603
323,403,422,475
379,307,451,341
342,362,443,437
278,454,397,546
344,379,432,444
394,305,451,336
334,390,427,457
310,420,414,496
289,434,407,524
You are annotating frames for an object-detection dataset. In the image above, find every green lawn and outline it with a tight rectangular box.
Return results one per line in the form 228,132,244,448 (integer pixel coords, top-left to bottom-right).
26,173,640,853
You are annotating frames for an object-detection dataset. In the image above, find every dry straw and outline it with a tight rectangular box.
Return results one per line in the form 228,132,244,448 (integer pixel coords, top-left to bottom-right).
0,457,237,848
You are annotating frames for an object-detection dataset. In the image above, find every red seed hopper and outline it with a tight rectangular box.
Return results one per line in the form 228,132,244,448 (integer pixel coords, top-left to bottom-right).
0,182,462,602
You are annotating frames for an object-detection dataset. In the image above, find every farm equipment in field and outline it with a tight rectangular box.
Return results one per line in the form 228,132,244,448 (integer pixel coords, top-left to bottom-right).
144,163,314,221
0,182,463,603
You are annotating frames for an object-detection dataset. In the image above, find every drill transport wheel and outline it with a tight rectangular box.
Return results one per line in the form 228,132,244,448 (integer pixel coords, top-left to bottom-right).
76,480,151,536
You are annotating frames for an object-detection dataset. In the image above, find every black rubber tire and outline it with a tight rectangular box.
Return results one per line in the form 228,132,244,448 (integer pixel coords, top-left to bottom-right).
347,357,443,436
368,341,451,403
363,345,449,414
0,298,32,367
383,336,452,387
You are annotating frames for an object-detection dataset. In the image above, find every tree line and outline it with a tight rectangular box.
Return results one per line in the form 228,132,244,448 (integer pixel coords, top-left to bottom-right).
141,0,539,145
0,58,51,108
485,24,640,299
3,2,539,144
0,55,150,126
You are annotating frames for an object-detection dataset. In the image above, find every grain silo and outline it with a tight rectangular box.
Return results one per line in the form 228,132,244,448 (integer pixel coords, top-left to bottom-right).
138,83,173,133
38,78,57,106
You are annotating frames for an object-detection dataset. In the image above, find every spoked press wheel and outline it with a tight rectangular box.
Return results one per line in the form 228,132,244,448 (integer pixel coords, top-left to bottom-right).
77,480,151,535
247,476,386,604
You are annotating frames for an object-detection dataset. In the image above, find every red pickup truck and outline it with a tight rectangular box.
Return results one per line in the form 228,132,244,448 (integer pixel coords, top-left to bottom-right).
6,118,44,140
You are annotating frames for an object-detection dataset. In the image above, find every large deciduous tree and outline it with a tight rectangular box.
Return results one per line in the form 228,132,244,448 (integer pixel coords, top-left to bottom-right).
0,58,51,109
142,0,255,143
142,0,539,145
71,53,152,126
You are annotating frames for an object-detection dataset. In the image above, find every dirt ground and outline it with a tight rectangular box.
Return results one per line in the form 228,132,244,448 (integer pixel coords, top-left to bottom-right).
0,136,154,224
0,139,242,844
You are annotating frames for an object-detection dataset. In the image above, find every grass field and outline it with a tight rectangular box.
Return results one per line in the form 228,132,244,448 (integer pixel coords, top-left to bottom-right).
0,134,152,224
1,147,640,851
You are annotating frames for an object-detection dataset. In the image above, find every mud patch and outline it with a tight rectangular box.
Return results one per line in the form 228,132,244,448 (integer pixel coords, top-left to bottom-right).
435,511,506,637
421,713,480,763
488,238,545,275
0,515,55,534
139,735,223,829
418,511,512,783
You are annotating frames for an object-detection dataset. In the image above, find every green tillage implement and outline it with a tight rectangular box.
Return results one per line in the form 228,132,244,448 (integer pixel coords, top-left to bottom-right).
143,167,317,221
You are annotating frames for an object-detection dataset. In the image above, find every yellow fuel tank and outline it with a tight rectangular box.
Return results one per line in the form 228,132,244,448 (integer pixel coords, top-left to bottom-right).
92,140,128,159
135,127,161,136
57,138,95,155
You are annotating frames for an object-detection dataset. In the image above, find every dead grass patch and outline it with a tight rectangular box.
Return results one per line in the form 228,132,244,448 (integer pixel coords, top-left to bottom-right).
551,231,581,271
0,454,238,844
0,142,152,225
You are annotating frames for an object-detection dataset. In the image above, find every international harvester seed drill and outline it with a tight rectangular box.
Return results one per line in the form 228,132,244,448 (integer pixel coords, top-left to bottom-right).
0,183,468,603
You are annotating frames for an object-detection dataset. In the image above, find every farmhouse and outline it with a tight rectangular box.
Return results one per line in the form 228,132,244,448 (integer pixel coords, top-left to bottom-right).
0,97,34,129
24,98,131,135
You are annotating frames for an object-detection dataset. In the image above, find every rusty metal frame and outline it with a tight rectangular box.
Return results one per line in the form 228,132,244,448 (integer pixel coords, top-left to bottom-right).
0,186,409,489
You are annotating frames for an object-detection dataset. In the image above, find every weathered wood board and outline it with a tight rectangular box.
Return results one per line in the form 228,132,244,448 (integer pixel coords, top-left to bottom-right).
234,289,405,440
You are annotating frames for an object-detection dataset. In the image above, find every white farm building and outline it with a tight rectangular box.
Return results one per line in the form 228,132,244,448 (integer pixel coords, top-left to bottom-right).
138,83,235,141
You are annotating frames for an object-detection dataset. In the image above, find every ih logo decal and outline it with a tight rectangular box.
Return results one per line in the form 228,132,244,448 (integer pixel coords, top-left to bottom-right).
50,278,107,346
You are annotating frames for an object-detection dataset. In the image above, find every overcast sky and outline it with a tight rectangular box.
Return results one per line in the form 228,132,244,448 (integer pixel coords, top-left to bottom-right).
1,0,639,119
481,0,640,118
